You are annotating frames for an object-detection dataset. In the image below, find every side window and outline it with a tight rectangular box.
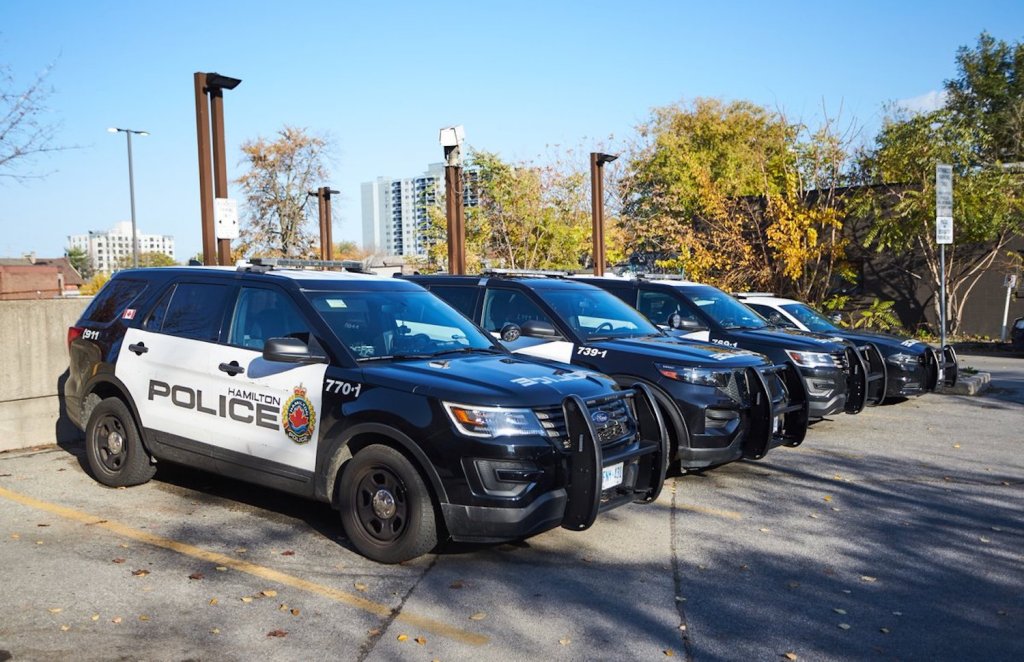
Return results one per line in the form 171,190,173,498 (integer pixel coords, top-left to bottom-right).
601,285,635,306
747,303,796,329
146,282,231,342
638,291,683,326
82,278,148,324
227,287,310,351
429,285,478,318
481,289,554,332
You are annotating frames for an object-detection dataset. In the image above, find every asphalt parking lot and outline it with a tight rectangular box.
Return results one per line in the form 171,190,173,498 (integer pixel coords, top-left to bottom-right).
1,353,1021,661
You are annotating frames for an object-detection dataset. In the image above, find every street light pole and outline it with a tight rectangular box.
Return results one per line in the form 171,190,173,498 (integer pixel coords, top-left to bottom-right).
108,127,149,268
590,152,618,276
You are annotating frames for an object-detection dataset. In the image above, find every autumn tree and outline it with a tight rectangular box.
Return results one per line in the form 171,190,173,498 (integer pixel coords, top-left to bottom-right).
235,126,332,258
114,251,178,270
854,33,1024,334
618,98,854,299
0,61,68,180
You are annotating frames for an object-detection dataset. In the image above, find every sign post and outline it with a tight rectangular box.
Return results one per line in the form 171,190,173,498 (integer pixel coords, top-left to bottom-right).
935,164,953,349
1002,274,1018,342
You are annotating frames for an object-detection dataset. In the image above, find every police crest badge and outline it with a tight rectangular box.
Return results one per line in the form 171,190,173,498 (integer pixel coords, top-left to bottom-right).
282,384,316,444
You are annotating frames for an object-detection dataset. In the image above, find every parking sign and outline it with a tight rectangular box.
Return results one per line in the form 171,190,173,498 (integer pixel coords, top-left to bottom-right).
936,164,953,245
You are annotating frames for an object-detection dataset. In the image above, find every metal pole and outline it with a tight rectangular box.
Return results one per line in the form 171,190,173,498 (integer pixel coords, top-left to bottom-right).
939,244,947,348
1001,281,1013,342
445,165,465,274
210,89,232,266
316,189,328,260
323,188,335,261
194,73,216,266
125,131,139,268
590,153,604,276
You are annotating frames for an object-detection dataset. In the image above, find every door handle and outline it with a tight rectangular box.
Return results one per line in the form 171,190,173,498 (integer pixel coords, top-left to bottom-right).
218,361,245,376
128,342,148,355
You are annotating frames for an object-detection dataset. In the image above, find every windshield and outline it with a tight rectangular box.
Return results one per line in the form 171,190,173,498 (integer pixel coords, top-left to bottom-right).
681,286,767,330
543,288,661,339
781,303,841,333
306,289,499,360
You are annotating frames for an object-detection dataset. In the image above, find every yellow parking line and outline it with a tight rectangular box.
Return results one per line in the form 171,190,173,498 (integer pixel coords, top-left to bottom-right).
675,503,744,520
0,485,487,646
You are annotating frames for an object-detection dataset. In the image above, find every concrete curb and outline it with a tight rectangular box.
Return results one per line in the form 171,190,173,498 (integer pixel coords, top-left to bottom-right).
942,371,991,396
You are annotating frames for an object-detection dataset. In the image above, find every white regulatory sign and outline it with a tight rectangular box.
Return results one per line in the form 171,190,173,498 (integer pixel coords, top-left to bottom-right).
936,164,953,245
214,198,240,240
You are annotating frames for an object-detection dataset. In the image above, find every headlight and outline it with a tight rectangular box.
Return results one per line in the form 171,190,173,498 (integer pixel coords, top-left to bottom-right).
785,349,836,368
443,402,545,438
656,363,732,387
886,352,919,368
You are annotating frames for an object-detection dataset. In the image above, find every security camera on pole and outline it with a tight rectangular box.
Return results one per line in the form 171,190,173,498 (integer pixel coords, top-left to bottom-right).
935,164,953,348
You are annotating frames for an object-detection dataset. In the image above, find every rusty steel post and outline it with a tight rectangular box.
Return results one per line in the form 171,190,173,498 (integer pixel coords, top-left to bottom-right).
590,152,618,276
194,73,216,266
445,165,465,274
210,89,232,266
590,153,604,276
310,189,327,259
323,187,336,261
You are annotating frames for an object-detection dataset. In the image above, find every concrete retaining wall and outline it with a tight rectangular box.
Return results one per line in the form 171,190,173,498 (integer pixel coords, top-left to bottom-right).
0,298,92,451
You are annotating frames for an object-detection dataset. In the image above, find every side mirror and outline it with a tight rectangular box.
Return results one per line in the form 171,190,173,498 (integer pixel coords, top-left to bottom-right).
520,320,561,339
263,337,327,364
500,323,521,342
677,317,706,332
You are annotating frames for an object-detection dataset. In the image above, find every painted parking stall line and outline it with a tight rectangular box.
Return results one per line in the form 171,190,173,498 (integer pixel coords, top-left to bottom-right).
0,484,488,647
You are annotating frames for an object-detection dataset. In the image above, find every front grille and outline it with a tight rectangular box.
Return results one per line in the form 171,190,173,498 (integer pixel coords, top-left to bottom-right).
718,369,752,405
534,393,636,450
831,350,849,372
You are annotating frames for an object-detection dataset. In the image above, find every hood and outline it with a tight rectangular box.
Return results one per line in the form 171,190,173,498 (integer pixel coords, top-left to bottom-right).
716,327,849,352
820,329,933,357
361,353,618,407
592,334,771,366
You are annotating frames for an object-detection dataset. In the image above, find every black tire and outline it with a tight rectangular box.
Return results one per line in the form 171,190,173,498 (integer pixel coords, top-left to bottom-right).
85,398,156,487
337,444,437,564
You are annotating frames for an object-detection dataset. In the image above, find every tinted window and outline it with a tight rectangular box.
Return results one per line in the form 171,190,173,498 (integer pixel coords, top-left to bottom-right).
82,278,148,324
429,285,478,318
638,291,690,326
543,288,660,339
481,289,556,332
227,287,310,350
148,283,231,342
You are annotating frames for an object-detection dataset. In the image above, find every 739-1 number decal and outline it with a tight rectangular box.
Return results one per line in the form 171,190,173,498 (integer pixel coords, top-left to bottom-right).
325,379,362,398
576,346,608,358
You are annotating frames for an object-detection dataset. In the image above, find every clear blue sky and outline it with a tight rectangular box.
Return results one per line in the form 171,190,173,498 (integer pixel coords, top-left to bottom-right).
1,0,1021,262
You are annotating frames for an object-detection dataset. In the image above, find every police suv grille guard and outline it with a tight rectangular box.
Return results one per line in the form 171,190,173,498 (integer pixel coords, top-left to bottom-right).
859,343,888,406
535,394,636,450
841,346,868,414
759,363,809,449
559,385,667,532
942,344,959,388
923,347,941,392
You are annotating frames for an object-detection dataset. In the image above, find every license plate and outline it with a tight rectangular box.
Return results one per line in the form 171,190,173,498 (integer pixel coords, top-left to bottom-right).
602,462,623,490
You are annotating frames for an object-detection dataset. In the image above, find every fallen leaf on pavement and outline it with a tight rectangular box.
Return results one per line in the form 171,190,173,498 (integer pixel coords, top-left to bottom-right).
759,528,770,533
367,628,381,637
783,653,798,661
215,566,227,572
880,627,890,634
267,629,288,638
131,569,150,577
449,580,465,589
240,596,254,604
48,608,62,614
91,614,99,621
833,608,847,615
469,612,486,621
211,627,220,634
559,638,571,646
37,523,50,527
354,582,368,592
281,550,295,556
189,572,204,580
664,649,675,657
980,537,991,543
860,576,877,583
112,558,125,564
414,636,426,645
112,617,122,624
261,590,278,598
397,634,409,642
235,548,247,554
9,533,19,540
209,598,218,606
953,444,961,448
291,608,300,616
139,615,150,621
823,495,832,502
838,623,850,630
892,611,902,616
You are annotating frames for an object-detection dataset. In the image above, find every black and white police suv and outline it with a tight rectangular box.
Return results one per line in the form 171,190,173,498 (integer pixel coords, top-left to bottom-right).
405,271,808,472
735,293,958,400
577,276,884,420
64,260,668,563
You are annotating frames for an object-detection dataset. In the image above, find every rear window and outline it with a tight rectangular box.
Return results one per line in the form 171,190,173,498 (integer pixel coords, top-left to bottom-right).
81,278,148,324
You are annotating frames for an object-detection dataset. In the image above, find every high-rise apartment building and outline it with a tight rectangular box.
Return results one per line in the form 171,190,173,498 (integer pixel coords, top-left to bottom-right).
361,163,478,257
68,221,175,274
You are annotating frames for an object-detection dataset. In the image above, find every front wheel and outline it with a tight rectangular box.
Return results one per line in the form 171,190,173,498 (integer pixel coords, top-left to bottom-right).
337,444,437,564
85,398,156,487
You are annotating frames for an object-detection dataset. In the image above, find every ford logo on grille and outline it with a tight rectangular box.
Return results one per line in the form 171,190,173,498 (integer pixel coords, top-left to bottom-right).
591,411,610,425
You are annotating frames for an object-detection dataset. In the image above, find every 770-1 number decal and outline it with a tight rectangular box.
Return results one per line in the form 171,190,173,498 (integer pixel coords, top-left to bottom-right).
325,379,362,398
576,346,608,358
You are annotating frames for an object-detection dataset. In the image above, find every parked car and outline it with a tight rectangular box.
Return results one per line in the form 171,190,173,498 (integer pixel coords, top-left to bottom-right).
1011,317,1024,353
405,271,809,473
577,276,884,419
735,292,957,399
64,259,667,563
